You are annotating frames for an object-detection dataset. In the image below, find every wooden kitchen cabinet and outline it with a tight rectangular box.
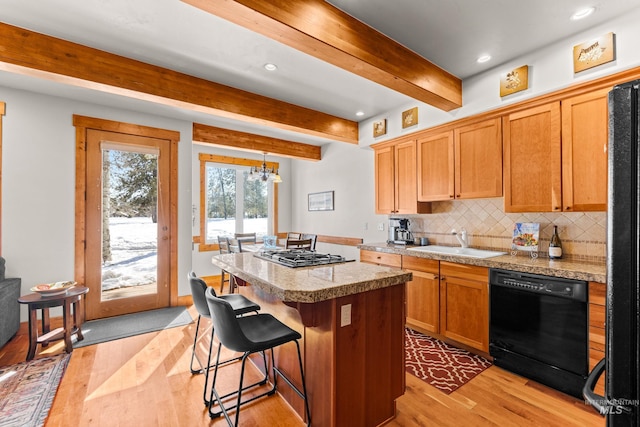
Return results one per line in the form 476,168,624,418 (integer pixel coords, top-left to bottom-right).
417,118,502,201
439,261,489,352
561,89,609,211
374,139,431,214
504,90,608,213
403,256,440,334
503,101,562,212
589,281,606,396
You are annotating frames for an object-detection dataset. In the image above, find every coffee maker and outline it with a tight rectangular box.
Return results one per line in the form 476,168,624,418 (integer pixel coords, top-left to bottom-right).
388,217,414,244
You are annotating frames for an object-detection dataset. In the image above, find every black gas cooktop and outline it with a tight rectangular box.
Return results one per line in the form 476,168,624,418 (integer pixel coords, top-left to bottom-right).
254,249,353,268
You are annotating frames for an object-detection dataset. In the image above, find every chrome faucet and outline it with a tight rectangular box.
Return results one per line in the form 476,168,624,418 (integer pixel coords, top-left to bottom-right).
451,228,469,248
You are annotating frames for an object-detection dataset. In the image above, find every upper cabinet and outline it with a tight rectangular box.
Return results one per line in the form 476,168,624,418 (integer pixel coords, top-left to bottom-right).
561,89,609,212
503,102,563,212
504,89,608,213
417,118,502,201
374,139,431,214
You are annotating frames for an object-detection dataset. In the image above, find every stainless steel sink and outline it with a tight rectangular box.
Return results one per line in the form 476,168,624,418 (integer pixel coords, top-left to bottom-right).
406,245,507,259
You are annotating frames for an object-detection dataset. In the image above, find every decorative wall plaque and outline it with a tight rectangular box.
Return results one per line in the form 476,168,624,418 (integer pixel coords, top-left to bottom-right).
500,65,529,97
402,107,418,128
373,119,387,137
573,32,615,73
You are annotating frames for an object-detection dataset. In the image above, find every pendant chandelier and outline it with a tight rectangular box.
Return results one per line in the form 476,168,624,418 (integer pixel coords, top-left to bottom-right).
247,153,282,183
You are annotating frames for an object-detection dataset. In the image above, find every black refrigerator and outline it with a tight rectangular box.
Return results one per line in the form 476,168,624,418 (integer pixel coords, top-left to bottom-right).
583,79,640,425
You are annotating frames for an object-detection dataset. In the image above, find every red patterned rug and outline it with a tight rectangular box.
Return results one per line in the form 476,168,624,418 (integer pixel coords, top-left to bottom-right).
405,328,492,394
0,353,71,427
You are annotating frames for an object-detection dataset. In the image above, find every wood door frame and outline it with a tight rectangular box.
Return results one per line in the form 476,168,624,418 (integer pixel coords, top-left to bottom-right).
73,115,180,314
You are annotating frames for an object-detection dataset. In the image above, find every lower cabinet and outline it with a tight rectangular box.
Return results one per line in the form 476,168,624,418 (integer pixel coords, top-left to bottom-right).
403,256,440,334
359,249,402,268
439,262,489,352
402,256,489,353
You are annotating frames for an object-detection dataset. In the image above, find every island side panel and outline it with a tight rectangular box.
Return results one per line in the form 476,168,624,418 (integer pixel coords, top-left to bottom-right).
368,283,406,425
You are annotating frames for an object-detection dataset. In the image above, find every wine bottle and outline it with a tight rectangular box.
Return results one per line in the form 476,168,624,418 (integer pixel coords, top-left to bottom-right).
548,225,563,259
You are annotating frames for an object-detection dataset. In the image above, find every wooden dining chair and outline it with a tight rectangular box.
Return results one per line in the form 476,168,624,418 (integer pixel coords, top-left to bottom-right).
301,234,317,251
228,238,243,254
285,238,313,250
286,232,301,240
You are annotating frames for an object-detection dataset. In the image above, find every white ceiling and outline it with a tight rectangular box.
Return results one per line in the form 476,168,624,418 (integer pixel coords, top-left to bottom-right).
1,0,639,145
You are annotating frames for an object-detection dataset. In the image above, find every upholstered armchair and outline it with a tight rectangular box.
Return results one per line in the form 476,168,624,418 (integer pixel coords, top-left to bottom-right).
0,257,21,348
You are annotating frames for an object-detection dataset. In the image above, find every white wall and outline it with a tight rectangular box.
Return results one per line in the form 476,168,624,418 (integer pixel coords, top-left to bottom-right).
358,7,640,147
1,86,193,321
291,142,389,259
190,143,292,277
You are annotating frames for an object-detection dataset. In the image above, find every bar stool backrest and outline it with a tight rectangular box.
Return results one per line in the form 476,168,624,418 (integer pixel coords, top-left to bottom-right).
189,272,213,318
205,287,252,352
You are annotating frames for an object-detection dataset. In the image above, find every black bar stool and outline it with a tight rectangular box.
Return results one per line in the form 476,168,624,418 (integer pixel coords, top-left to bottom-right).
188,272,262,405
205,287,311,426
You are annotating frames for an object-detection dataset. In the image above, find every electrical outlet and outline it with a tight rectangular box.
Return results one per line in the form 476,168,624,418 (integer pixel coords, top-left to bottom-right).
377,222,384,231
340,304,352,327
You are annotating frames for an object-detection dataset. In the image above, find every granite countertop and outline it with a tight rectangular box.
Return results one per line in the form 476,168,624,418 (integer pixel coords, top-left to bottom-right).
359,243,607,283
211,252,412,303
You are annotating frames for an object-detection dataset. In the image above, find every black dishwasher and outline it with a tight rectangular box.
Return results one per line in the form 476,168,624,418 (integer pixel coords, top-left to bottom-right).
489,268,589,398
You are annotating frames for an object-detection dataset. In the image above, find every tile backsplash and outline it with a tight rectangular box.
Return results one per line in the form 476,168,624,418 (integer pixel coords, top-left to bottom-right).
404,197,606,263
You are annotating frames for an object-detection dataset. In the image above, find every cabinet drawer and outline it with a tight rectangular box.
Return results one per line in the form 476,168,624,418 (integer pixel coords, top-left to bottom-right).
402,256,439,273
589,303,605,329
359,250,402,268
440,261,488,282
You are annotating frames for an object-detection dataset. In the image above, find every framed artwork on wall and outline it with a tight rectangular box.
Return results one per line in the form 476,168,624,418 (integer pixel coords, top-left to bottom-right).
308,191,334,211
500,65,529,97
402,107,418,128
573,32,615,73
373,119,387,137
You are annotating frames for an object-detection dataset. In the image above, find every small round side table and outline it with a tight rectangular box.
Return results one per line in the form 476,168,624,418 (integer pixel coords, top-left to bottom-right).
18,286,89,361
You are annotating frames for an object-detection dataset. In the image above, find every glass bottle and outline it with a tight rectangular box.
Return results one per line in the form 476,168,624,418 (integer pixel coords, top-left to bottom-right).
548,225,563,259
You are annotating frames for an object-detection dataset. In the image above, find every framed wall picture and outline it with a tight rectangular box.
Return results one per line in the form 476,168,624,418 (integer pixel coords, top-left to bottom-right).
308,191,334,211
500,65,529,97
573,32,615,73
373,119,387,137
402,107,418,128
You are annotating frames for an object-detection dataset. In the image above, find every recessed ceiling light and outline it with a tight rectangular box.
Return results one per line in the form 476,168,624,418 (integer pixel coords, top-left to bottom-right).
356,111,365,117
264,63,278,71
477,55,491,64
571,7,595,20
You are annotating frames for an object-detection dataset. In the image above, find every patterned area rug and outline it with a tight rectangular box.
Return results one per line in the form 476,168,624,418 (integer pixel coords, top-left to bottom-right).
0,353,71,427
405,328,492,394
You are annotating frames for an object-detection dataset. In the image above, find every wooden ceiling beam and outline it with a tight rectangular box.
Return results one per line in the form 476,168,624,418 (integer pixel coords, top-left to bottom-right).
193,123,321,161
182,0,462,111
0,22,358,144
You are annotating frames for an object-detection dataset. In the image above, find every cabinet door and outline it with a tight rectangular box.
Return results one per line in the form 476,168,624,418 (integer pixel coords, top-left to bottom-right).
439,263,489,352
503,102,562,212
374,145,395,214
394,140,419,214
455,118,503,199
417,131,454,201
561,89,609,211
406,269,440,334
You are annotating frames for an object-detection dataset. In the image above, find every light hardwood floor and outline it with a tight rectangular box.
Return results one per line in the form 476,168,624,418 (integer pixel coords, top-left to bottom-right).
0,305,605,427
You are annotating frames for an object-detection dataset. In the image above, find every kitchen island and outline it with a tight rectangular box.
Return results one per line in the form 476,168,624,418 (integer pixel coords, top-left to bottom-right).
211,252,412,427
